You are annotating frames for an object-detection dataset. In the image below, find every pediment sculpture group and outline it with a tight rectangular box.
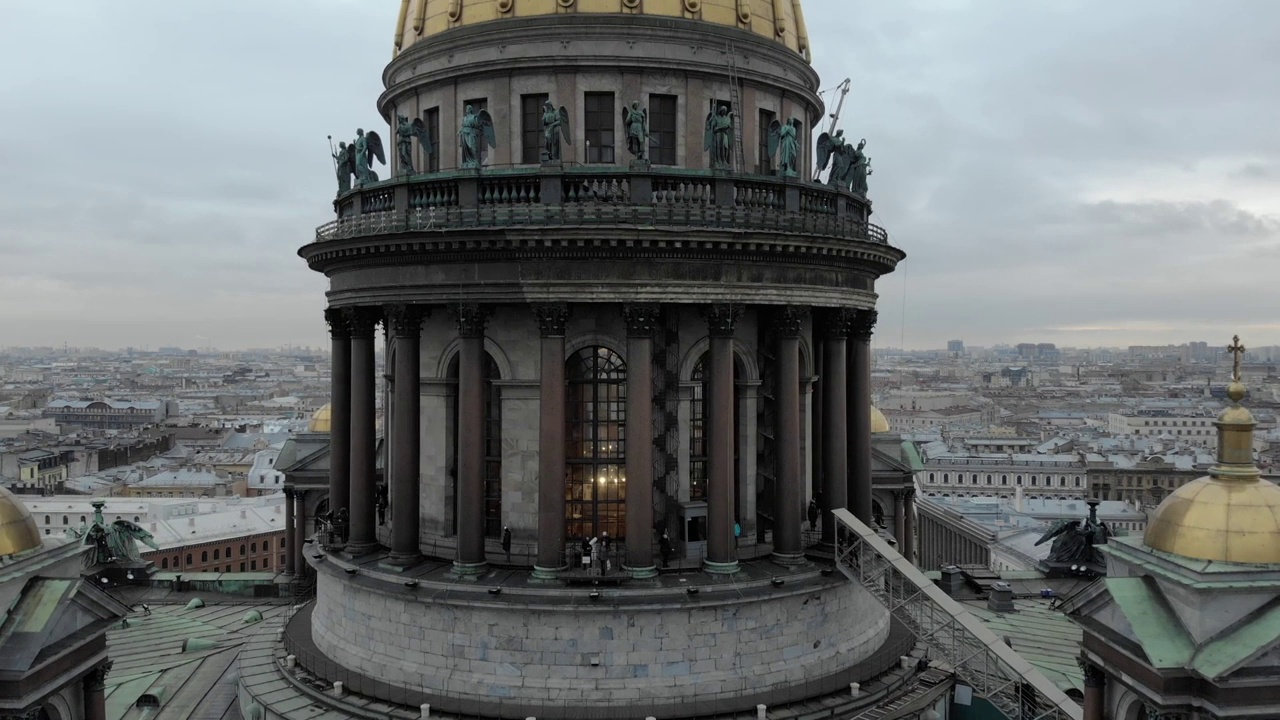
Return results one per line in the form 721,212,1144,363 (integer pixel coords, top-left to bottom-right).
331,100,871,197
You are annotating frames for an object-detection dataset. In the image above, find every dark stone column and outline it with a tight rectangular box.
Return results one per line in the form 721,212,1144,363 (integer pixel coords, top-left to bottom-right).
847,309,877,525
454,304,490,576
387,305,426,566
284,488,296,575
623,304,660,578
773,307,807,564
704,304,741,573
346,307,381,556
811,338,823,507
893,490,906,553
325,308,352,529
903,489,916,564
295,494,308,573
533,305,568,580
821,309,853,546
1081,660,1106,720
83,660,112,720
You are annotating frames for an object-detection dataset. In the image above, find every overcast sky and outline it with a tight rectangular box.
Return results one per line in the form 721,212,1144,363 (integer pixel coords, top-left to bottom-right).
1,1,1277,352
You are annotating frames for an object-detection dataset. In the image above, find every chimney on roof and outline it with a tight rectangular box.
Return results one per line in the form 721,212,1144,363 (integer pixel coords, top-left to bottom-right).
188,517,195,527
1014,486,1024,513
150,522,157,532
240,509,247,519
940,565,965,596
988,581,1015,613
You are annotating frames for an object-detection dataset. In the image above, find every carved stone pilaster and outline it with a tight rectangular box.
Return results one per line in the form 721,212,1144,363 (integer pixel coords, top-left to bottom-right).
623,304,661,338
533,304,569,337
84,659,113,692
903,488,915,502
452,304,491,338
384,304,428,338
775,306,808,338
822,307,857,339
344,306,382,339
324,307,354,338
851,309,878,341
705,304,743,338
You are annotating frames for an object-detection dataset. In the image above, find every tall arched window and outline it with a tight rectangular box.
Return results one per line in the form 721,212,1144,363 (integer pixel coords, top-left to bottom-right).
448,352,503,537
566,346,627,540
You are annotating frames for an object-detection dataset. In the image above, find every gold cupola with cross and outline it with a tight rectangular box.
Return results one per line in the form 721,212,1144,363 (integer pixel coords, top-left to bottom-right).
1143,336,1280,564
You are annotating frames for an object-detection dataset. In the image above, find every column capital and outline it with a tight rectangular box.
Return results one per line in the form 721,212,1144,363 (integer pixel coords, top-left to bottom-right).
325,307,354,338
452,304,491,338
283,487,295,499
1078,657,1106,687
0,708,43,720
623,304,662,338
851,308,879,341
822,307,858,339
384,304,429,338
83,659,113,692
533,304,569,337
705,304,743,338
344,307,382,339
903,487,916,501
775,306,809,338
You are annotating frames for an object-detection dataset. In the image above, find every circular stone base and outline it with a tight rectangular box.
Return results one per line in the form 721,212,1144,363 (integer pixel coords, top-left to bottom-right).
531,565,563,581
451,560,488,577
625,564,658,580
309,560,891,717
702,559,741,575
771,552,808,566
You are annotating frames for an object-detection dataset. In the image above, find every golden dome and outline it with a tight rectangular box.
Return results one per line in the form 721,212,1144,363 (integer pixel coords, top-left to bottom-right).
0,485,42,558
308,403,332,433
394,0,812,61
1144,342,1280,564
871,405,890,434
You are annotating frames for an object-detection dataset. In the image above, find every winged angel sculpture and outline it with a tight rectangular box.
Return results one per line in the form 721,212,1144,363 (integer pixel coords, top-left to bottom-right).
1034,503,1112,568
816,130,871,195
704,105,734,169
396,114,435,175
542,101,571,162
352,128,386,187
68,504,161,569
622,101,649,161
460,104,496,169
767,117,804,176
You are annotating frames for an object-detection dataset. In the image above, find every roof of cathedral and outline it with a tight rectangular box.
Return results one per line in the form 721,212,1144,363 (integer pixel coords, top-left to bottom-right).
0,486,41,559
307,402,330,433
1143,339,1280,565
394,0,812,61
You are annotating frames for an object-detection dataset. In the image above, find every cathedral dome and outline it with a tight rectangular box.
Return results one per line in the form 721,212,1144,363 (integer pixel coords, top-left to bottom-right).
871,405,890,433
394,0,812,61
1144,353,1280,565
0,485,42,558
308,403,332,433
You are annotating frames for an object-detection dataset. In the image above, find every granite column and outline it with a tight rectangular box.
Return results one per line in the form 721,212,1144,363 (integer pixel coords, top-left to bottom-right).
623,305,660,578
387,305,426,565
848,309,877,525
821,309,852,546
283,488,296,575
454,305,490,575
903,489,916,564
533,305,568,579
346,307,381,556
705,304,741,573
83,661,111,720
773,307,807,564
324,308,352,533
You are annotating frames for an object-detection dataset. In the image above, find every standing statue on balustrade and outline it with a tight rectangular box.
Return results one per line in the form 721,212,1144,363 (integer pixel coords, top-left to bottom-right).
330,139,354,195
622,101,649,162
353,128,386,187
542,101,570,162
816,131,871,195
459,104,496,169
704,105,735,169
767,117,804,177
396,114,435,175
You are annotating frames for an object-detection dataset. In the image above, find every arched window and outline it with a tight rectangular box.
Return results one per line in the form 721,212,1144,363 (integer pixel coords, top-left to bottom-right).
263,539,269,552
448,352,503,537
201,551,208,562
62,515,68,525
133,516,140,522
240,544,246,557
251,542,257,553
225,546,231,559
985,475,993,485
186,553,193,565
161,557,169,569
1074,476,1082,487
942,473,950,484
1016,475,1023,485
566,346,627,540
263,556,270,568
80,516,87,524
1000,474,1008,486
1031,475,1038,486
44,515,50,525
928,472,935,483
213,549,219,560
971,474,979,485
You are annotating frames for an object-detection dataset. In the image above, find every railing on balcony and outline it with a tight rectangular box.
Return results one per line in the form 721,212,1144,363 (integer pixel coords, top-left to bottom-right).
317,167,889,246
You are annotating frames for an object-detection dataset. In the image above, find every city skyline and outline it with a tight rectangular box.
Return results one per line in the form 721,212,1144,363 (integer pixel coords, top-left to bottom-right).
2,0,1278,350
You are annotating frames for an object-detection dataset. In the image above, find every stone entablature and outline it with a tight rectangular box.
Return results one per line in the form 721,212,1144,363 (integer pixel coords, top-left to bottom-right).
308,553,890,715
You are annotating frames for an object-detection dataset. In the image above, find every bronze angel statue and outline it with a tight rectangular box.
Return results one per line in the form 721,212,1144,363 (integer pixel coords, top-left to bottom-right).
542,101,570,162
459,104,496,169
622,101,649,161
68,502,161,569
1034,503,1112,568
396,115,435,175
352,128,386,187
768,117,804,176
330,139,354,195
704,105,734,169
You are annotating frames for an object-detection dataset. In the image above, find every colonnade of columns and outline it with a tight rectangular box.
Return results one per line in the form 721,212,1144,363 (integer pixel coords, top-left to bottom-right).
312,302,885,578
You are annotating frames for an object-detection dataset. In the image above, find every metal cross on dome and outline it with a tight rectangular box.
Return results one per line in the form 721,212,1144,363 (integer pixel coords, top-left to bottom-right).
1228,335,1246,382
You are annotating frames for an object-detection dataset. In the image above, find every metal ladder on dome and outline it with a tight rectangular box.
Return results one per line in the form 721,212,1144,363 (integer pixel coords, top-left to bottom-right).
726,43,747,173
832,508,1083,720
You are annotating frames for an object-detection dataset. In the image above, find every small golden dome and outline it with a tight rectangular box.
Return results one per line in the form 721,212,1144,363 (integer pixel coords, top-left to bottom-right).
871,406,890,434
308,403,332,433
395,0,812,62
0,485,42,558
1144,337,1280,564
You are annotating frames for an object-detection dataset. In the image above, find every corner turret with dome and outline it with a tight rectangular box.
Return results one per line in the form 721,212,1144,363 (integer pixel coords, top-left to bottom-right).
257,0,913,717
1070,335,1280,720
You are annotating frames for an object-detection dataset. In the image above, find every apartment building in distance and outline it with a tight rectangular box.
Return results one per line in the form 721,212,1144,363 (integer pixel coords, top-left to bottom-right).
43,398,176,430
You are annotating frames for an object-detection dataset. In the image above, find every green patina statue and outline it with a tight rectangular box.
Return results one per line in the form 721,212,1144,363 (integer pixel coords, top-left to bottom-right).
817,130,871,195
353,128,386,186
849,138,871,196
459,104,496,169
767,117,803,176
622,101,649,161
67,500,161,569
396,114,435,175
541,101,570,162
704,105,735,169
331,139,353,195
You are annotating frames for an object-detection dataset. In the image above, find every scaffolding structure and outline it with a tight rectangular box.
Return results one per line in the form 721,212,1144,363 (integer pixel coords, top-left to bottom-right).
832,508,1083,720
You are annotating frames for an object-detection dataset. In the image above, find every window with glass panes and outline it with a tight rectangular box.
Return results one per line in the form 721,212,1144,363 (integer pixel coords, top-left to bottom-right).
521,94,549,164
757,109,776,174
566,347,626,540
423,107,440,172
649,94,677,165
584,93,615,164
